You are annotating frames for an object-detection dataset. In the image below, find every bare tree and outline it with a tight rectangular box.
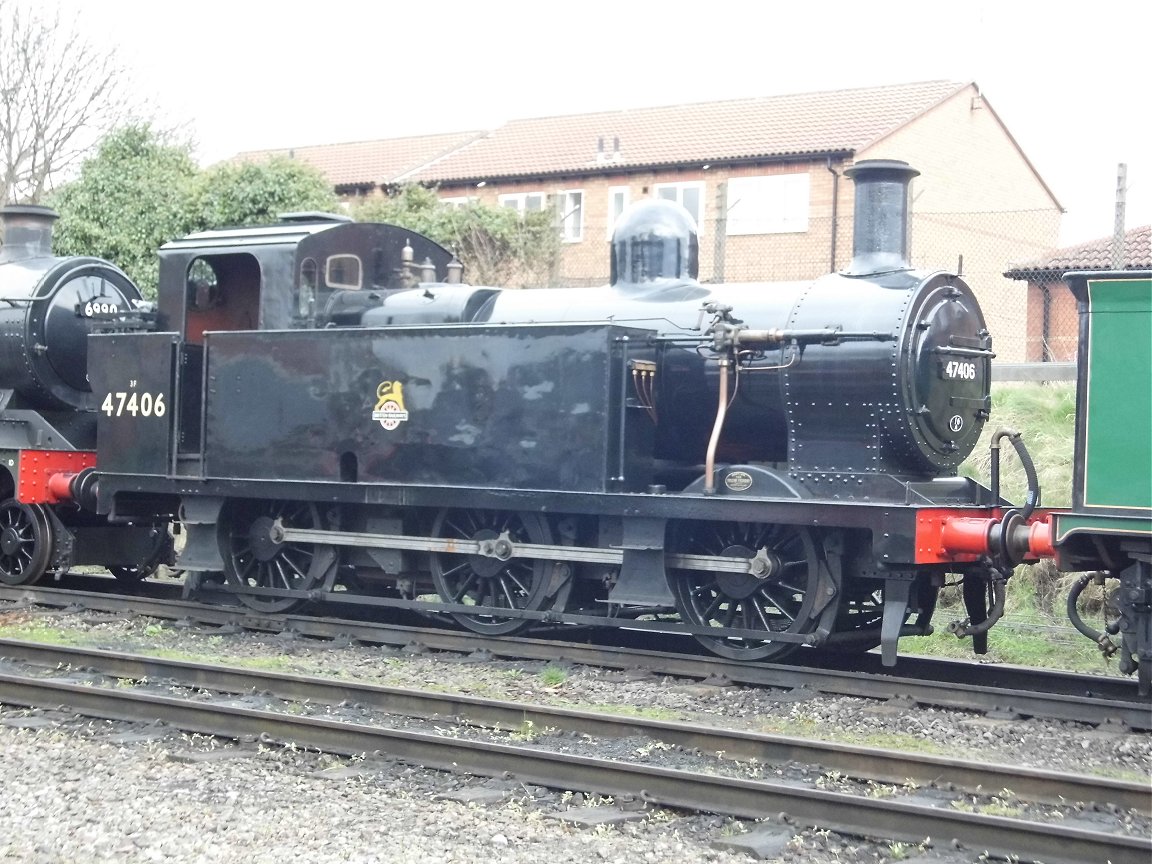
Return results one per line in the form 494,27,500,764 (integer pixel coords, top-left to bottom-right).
0,0,130,205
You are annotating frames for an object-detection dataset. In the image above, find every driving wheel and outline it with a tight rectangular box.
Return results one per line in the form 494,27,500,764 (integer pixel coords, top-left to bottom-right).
429,508,555,635
221,499,333,613
670,520,822,661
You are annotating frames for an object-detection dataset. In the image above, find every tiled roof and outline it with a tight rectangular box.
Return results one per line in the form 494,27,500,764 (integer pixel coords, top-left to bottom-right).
407,81,969,183
230,81,969,188
231,131,485,188
1004,225,1152,278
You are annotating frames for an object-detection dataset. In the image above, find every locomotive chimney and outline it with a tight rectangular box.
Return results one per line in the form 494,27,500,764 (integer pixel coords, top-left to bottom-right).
0,204,59,264
844,159,919,276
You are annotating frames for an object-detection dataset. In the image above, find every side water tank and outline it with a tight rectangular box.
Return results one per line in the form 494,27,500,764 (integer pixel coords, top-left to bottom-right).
0,205,145,410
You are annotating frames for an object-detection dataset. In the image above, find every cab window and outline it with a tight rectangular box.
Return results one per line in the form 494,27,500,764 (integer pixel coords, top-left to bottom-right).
326,254,362,290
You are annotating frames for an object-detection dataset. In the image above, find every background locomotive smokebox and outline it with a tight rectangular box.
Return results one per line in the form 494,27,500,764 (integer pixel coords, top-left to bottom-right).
203,323,656,492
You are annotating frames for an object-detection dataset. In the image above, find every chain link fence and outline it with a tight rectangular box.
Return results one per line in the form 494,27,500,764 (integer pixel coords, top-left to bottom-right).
546,207,1079,365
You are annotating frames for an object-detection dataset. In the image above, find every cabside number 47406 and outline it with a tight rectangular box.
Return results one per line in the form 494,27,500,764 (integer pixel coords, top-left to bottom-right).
101,391,166,417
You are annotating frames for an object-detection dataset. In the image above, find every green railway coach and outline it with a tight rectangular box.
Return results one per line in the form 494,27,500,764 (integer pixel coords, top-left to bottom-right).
1056,270,1151,693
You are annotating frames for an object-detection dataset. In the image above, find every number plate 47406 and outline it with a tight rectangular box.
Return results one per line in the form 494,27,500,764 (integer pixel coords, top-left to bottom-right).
101,391,167,417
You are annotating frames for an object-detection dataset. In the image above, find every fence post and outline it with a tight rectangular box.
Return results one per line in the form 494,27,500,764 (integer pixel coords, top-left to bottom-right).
1112,163,1127,269
713,181,727,282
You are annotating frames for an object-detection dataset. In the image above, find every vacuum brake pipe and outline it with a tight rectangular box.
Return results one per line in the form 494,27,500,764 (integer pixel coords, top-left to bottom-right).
938,429,1055,568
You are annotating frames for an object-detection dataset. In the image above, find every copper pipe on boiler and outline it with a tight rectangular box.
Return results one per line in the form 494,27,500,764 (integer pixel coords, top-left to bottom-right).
703,359,730,495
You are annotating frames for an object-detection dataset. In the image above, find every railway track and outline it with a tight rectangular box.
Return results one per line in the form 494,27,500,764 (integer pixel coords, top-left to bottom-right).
0,641,1147,864
0,637,1146,813
2,580,1148,731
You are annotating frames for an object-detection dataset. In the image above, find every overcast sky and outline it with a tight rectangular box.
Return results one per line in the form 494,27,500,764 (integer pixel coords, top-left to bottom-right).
54,0,1149,246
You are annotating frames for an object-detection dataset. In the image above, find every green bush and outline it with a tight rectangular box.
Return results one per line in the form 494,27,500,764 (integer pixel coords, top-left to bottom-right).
50,126,337,298
960,381,1076,509
351,184,560,288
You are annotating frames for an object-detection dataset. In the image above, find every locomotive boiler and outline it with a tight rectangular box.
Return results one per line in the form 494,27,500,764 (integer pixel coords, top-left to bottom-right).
68,157,1047,668
366,160,994,489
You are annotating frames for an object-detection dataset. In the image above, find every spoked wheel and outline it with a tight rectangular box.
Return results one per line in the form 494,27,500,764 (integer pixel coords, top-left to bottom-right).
221,500,332,613
430,508,555,635
669,521,822,661
0,500,53,586
109,527,175,584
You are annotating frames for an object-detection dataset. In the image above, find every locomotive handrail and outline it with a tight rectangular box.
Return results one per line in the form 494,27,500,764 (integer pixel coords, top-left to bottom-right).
0,261,134,306
932,345,996,357
272,523,777,576
730,328,896,346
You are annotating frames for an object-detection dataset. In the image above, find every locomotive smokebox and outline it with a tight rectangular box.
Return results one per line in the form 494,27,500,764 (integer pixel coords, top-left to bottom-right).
844,159,919,276
0,204,59,263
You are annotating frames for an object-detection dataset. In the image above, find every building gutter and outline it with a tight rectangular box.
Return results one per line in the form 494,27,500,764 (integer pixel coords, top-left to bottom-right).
426,150,856,190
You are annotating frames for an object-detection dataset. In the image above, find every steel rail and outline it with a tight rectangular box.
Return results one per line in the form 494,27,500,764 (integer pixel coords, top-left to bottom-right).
1,637,1145,814
0,673,1146,864
1,584,1148,731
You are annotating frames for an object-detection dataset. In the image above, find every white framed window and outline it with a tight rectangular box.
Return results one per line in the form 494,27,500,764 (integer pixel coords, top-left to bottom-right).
653,181,704,231
326,254,362,290
439,195,477,208
499,191,547,213
608,186,630,238
559,190,584,242
725,174,810,235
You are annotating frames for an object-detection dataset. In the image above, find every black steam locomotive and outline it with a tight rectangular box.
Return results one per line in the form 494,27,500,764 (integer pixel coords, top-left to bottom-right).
0,160,1056,668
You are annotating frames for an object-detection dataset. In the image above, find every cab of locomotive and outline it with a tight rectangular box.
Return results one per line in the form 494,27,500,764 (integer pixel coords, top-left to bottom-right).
153,214,461,339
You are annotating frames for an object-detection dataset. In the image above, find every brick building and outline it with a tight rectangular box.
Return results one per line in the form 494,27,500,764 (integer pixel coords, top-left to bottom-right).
235,80,1064,360
1004,225,1152,361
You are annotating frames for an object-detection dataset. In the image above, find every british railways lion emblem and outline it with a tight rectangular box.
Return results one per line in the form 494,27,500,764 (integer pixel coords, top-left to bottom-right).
372,381,409,430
